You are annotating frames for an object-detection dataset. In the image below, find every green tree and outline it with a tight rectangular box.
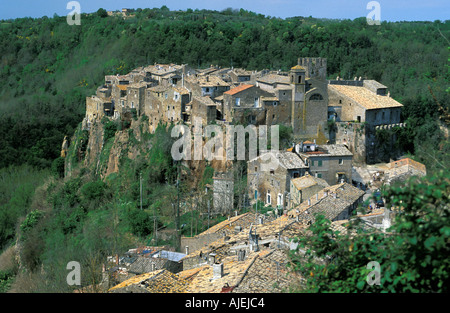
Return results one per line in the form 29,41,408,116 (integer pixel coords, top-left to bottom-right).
290,169,450,292
97,8,108,18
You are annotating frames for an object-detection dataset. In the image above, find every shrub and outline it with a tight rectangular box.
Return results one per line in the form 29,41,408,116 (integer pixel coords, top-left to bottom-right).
81,180,106,201
51,157,65,178
20,209,44,236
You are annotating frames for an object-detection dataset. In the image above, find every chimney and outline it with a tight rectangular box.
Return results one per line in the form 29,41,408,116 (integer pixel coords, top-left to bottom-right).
212,263,224,279
238,250,246,261
382,207,391,231
151,263,156,272
116,254,119,265
209,253,216,265
308,199,311,205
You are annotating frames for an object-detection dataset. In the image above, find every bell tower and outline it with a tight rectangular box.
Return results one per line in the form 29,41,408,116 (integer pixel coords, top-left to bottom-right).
291,58,306,133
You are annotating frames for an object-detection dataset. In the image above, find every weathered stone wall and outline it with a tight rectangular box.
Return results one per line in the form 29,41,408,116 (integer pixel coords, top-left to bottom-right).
307,155,353,185
365,107,402,126
333,122,368,164
181,233,223,256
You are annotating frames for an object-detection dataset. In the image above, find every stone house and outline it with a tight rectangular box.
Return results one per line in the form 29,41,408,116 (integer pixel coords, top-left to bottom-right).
247,151,309,209
184,95,216,125
328,80,402,125
229,68,254,83
288,182,365,223
143,63,187,86
327,79,404,163
294,141,353,186
184,74,231,99
385,157,426,185
222,84,274,125
85,96,113,126
289,174,329,209
144,85,191,132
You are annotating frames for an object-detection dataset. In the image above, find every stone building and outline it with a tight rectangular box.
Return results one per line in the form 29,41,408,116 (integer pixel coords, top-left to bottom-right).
255,57,329,143
295,141,353,186
213,171,234,215
289,174,329,209
184,95,216,125
288,182,365,223
184,74,231,99
328,79,404,163
247,151,308,209
385,157,426,185
222,84,275,124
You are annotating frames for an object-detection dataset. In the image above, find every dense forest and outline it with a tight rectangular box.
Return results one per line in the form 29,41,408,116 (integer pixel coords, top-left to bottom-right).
0,6,448,292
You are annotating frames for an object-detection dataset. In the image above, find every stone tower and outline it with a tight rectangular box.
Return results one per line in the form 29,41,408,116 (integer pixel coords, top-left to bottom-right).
290,58,306,132
213,171,234,215
291,57,329,143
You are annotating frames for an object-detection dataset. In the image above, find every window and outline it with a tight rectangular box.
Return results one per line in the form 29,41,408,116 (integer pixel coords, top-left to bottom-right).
277,194,283,207
309,93,324,101
357,116,361,123
235,97,240,106
311,160,314,166
254,97,259,107
339,99,342,104
270,169,274,175
317,173,322,178
339,158,344,165
267,190,271,204
318,160,323,167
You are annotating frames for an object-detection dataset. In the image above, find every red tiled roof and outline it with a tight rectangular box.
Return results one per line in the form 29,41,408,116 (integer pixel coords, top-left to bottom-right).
224,84,254,96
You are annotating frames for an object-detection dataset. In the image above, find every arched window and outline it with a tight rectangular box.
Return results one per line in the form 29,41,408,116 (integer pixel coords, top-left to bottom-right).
309,93,324,101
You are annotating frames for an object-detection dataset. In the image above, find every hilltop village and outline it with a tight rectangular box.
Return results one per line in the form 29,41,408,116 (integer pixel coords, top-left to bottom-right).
76,58,427,293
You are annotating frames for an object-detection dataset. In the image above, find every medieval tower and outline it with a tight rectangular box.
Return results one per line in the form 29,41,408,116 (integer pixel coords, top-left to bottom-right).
291,57,329,143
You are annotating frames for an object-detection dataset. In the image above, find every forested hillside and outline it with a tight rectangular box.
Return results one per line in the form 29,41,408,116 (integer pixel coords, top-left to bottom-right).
0,7,448,292
0,7,448,169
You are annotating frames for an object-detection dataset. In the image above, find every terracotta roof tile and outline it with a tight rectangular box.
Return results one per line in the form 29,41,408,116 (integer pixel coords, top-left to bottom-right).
224,84,254,95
